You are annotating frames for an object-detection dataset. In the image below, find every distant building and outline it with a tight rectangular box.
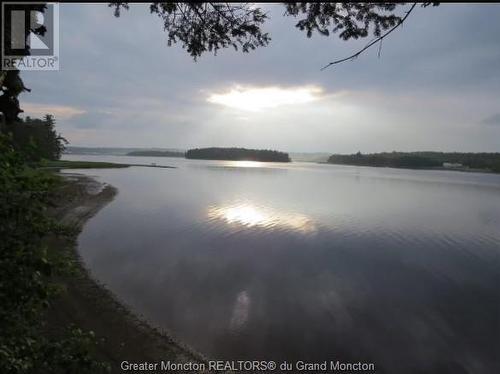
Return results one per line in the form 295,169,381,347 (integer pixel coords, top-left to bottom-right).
443,162,463,168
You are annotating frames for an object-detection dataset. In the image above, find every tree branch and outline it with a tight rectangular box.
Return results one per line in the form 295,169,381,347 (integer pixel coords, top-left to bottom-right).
321,3,418,71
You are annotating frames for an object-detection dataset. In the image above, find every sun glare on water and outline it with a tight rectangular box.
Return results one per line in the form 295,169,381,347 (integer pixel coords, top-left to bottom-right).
218,205,266,227
224,160,263,168
207,203,317,233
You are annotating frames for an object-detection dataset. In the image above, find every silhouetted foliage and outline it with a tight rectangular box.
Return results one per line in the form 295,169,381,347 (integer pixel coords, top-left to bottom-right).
284,3,440,69
110,3,270,59
186,147,290,162
0,71,32,125
6,114,67,162
285,3,401,39
328,151,500,172
0,3,45,125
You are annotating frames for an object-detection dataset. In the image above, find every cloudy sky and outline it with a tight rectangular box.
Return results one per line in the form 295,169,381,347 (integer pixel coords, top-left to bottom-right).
21,3,500,153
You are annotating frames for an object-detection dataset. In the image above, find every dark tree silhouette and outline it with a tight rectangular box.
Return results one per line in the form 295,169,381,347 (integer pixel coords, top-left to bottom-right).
109,2,271,59
0,4,46,127
5,114,67,161
285,3,403,39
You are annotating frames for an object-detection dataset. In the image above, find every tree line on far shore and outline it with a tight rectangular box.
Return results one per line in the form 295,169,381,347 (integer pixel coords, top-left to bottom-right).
185,147,291,162
328,151,500,172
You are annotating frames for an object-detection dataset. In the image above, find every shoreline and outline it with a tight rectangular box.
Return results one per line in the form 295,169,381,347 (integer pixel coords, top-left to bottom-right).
38,159,176,169
45,172,206,373
319,162,499,174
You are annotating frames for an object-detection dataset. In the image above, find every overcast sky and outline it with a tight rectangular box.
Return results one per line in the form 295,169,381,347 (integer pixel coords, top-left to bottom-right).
21,3,500,153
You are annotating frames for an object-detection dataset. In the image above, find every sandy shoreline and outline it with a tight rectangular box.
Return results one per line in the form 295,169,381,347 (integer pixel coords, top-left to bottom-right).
45,172,207,373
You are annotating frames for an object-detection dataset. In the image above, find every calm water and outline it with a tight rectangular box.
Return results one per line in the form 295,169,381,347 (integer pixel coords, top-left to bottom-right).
63,155,500,373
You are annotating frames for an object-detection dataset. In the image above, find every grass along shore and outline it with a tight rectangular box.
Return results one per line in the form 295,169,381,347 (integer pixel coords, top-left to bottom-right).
39,159,176,169
44,172,205,373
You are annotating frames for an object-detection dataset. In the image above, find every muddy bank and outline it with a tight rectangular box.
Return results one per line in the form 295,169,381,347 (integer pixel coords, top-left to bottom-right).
44,173,206,373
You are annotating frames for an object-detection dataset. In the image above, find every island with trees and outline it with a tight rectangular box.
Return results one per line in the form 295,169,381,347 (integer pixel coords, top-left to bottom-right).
327,152,500,173
126,150,185,157
185,147,291,162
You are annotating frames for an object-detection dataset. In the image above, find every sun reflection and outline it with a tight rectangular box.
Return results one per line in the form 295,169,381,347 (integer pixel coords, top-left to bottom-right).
224,160,263,168
207,203,317,233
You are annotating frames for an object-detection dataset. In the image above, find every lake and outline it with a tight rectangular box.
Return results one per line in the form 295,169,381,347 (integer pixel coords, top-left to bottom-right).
62,154,500,373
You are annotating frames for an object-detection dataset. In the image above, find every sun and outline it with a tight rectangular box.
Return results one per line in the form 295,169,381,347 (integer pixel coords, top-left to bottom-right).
207,85,323,111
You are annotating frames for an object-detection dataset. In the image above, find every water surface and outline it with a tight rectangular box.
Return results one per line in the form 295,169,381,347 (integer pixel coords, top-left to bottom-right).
63,155,500,373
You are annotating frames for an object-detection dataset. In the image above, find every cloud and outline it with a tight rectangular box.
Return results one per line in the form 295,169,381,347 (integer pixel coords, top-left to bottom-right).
480,113,500,126
207,85,324,111
69,110,113,129
22,103,86,119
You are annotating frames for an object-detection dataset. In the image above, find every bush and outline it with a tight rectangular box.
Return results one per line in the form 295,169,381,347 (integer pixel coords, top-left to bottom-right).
0,135,107,373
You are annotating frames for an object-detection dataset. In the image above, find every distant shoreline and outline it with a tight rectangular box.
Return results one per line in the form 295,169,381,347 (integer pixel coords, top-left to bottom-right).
38,159,176,169
325,151,500,174
321,162,499,174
